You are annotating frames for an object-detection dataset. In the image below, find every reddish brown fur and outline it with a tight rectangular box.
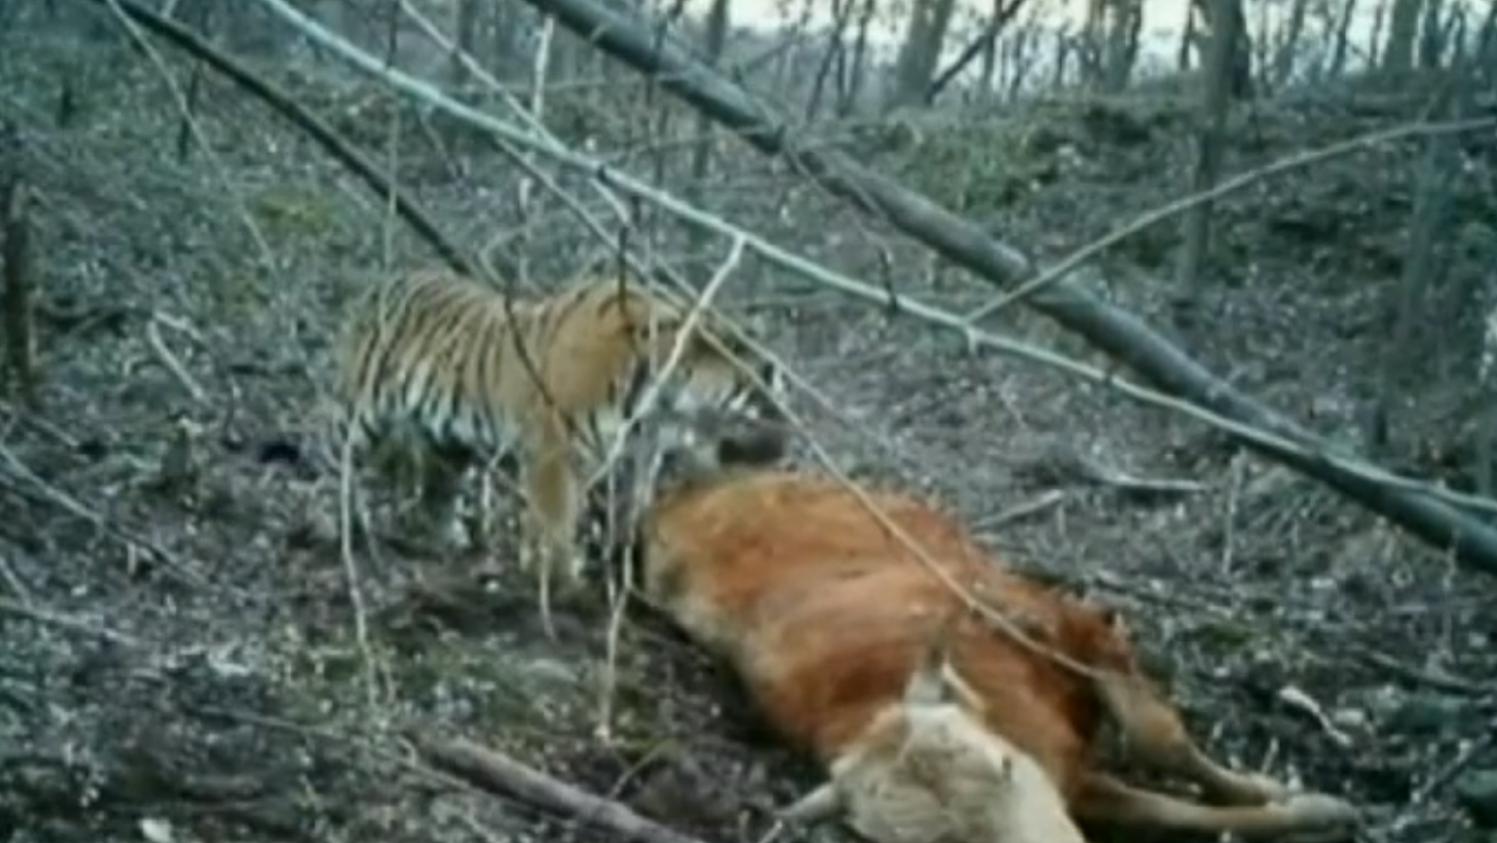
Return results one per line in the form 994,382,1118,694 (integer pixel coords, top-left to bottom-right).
642,469,1359,841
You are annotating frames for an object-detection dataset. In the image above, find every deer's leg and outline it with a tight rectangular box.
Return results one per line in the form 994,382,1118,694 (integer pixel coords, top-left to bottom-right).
1096,672,1291,805
1075,772,1358,839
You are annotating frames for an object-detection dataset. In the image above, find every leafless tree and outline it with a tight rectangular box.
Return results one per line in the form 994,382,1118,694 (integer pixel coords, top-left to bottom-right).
1052,27,1072,87
1191,0,1252,97
689,0,730,253
807,0,853,120
1175,0,1241,289
839,0,877,115
1329,0,1359,76
927,0,1028,104
1178,0,1197,71
1006,16,1041,98
1273,0,1311,85
1382,0,1425,73
1371,84,1462,454
1100,0,1143,92
1418,0,1448,68
885,0,958,111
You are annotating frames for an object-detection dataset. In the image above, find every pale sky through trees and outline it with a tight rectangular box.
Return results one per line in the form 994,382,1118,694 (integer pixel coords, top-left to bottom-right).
684,0,1387,73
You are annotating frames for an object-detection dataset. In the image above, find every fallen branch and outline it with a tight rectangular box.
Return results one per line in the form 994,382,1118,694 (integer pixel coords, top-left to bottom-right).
972,489,1066,532
1021,446,1208,497
418,735,710,843
88,0,486,282
504,0,1497,576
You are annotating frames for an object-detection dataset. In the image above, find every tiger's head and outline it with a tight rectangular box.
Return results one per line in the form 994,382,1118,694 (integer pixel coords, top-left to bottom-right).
598,279,790,458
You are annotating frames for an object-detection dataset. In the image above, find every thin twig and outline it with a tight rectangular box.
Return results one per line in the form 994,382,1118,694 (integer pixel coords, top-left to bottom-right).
0,546,32,603
595,544,635,744
971,489,1066,532
421,735,710,843
338,431,380,709
145,316,208,405
0,596,143,647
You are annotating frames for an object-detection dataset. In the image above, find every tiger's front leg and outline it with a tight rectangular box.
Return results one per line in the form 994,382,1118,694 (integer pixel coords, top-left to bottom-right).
518,441,587,593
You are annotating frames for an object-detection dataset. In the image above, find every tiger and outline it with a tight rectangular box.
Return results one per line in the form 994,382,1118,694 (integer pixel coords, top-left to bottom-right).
328,267,787,598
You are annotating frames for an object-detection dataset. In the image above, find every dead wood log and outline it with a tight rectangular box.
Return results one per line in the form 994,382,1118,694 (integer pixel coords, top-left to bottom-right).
513,0,1497,576
84,0,488,282
418,735,710,843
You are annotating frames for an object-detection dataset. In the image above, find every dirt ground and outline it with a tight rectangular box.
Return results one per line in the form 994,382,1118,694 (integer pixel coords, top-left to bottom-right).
3,13,1496,843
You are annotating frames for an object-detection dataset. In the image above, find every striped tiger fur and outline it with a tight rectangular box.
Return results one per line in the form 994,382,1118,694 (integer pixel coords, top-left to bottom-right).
329,268,786,593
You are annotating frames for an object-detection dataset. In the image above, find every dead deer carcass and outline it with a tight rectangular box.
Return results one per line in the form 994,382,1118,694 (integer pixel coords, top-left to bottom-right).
639,469,1359,842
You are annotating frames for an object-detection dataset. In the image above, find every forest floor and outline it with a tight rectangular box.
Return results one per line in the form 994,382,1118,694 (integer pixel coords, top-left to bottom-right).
3,17,1496,843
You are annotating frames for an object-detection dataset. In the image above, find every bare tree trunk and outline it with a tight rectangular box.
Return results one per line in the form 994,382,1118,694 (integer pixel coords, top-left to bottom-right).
1329,0,1359,76
1446,2,1468,65
1079,0,1106,85
1418,0,1446,67
1008,24,1035,97
1382,0,1425,73
885,0,958,111
1372,90,1457,454
1192,0,1252,96
773,0,814,99
807,0,850,120
1175,0,1239,289
927,0,1028,103
1178,0,1197,71
1053,29,1071,87
688,0,729,257
1272,0,1310,85
1101,0,1143,91
839,0,876,115
978,17,999,101
1474,3,1497,88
